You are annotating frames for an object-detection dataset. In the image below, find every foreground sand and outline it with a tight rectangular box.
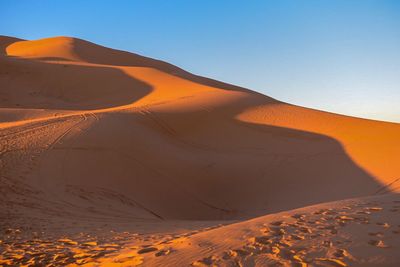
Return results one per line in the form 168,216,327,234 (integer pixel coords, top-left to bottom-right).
1,194,399,266
1,35,400,266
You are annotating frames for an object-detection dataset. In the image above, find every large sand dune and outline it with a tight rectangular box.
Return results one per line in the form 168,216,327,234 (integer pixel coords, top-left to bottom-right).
0,36,399,266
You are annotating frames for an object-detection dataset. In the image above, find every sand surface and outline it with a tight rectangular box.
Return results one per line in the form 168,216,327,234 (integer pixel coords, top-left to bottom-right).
0,35,399,266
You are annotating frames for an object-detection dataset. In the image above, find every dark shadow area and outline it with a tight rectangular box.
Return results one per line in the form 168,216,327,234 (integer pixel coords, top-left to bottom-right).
0,35,23,55
27,57,75,62
104,99,380,220
46,93,382,220
0,56,152,110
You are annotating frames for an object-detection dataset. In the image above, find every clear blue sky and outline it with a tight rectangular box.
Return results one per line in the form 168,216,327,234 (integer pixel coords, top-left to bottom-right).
1,0,399,122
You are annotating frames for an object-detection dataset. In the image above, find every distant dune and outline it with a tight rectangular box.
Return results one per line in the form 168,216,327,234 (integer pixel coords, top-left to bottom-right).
0,36,399,266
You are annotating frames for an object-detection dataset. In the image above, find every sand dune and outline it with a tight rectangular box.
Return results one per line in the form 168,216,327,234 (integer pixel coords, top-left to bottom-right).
0,36,399,266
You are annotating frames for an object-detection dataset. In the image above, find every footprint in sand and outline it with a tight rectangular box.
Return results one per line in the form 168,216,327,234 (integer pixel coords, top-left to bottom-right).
297,226,312,234
248,236,272,246
333,249,350,258
291,255,307,267
82,241,97,246
365,207,383,212
313,208,328,215
155,249,172,257
368,240,389,248
376,222,390,228
352,216,370,224
137,247,158,254
270,221,285,226
221,250,238,260
268,246,280,255
356,210,371,215
58,238,78,245
368,232,384,237
335,215,353,221
114,255,144,265
291,234,305,240
192,255,219,266
268,226,286,236
322,240,333,248
323,209,338,216
292,213,306,220
306,220,320,225
234,247,254,257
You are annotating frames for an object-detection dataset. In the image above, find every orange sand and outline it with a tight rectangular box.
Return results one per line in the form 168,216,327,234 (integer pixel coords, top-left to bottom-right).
1,36,399,266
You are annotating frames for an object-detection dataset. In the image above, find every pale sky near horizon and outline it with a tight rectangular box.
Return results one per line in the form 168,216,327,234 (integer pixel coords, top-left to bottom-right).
1,0,399,122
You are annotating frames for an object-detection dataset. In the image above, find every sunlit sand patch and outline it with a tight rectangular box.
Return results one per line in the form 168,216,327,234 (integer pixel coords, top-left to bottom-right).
163,195,400,267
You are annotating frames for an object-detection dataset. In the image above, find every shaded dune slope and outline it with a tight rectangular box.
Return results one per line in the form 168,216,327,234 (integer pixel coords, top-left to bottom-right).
0,35,23,55
1,36,399,220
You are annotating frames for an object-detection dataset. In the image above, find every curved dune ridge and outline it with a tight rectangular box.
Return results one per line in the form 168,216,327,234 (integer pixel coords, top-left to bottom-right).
1,35,399,222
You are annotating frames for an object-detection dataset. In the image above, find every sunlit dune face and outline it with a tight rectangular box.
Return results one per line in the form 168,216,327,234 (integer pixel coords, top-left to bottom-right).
6,36,78,60
237,103,400,189
119,66,250,109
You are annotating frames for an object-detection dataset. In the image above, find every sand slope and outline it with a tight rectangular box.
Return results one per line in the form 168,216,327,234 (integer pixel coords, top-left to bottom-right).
1,36,400,221
1,35,400,266
133,193,400,267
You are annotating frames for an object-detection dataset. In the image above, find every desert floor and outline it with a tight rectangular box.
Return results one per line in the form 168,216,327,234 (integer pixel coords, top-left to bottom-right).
1,193,399,266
